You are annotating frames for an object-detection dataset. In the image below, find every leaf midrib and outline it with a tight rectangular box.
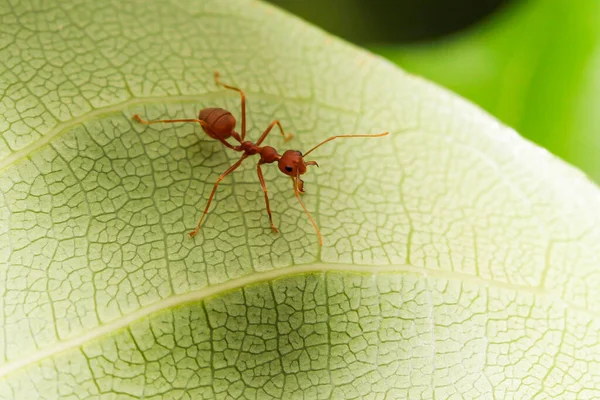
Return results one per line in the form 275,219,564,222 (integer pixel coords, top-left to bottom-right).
0,91,362,174
0,261,591,381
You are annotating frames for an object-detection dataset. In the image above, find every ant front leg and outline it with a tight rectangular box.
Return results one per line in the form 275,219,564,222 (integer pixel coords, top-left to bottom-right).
189,154,248,238
256,120,294,146
291,175,322,246
296,177,305,194
214,71,247,141
256,161,278,233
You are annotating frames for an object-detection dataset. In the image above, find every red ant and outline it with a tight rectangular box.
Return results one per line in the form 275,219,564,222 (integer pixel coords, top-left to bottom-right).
133,72,388,246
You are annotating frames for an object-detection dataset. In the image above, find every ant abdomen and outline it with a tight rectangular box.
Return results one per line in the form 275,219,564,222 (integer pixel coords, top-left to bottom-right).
199,107,237,140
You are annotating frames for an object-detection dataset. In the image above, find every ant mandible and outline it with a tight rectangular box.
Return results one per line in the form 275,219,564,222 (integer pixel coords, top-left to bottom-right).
133,72,388,246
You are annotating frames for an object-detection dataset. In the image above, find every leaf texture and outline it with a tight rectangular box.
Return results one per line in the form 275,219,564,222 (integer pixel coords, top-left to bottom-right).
1,0,600,398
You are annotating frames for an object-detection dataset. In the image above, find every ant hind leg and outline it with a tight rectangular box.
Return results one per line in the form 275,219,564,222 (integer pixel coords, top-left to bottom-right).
214,71,247,141
133,114,203,125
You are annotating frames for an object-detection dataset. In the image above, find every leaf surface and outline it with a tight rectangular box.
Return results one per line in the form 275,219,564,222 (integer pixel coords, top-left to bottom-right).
1,0,600,398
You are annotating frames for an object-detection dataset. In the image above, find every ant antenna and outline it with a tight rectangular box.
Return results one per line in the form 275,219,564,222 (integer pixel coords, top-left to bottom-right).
303,132,389,157
294,131,389,246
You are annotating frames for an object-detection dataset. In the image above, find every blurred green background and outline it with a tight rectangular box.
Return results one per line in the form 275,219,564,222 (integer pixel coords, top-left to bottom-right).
267,0,600,183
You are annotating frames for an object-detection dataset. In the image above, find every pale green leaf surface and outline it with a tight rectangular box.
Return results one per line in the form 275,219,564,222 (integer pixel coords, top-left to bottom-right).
1,0,600,398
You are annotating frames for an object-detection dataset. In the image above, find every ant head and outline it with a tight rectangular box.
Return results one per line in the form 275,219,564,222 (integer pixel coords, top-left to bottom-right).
278,150,305,177
277,150,319,177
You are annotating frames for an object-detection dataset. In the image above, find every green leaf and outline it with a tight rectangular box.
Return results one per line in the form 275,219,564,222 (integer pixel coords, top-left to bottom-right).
375,0,600,183
1,0,600,398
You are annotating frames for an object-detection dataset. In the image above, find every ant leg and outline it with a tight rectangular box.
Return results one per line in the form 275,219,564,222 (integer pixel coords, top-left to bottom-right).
296,177,305,194
133,114,203,125
256,161,278,233
291,176,323,246
303,132,389,157
214,71,247,141
256,120,293,146
189,154,248,238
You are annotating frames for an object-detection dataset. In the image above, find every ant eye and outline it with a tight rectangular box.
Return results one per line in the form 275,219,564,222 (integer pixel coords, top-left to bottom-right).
285,166,293,172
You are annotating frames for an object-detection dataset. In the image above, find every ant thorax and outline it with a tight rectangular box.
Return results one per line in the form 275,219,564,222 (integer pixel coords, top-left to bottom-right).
258,146,280,163
239,141,261,155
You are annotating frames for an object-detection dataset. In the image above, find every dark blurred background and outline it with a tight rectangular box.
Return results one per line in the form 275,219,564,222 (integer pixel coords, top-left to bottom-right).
266,0,509,44
266,0,600,184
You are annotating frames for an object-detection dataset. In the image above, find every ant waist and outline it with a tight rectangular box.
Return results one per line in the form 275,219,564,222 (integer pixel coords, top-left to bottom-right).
236,142,281,163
